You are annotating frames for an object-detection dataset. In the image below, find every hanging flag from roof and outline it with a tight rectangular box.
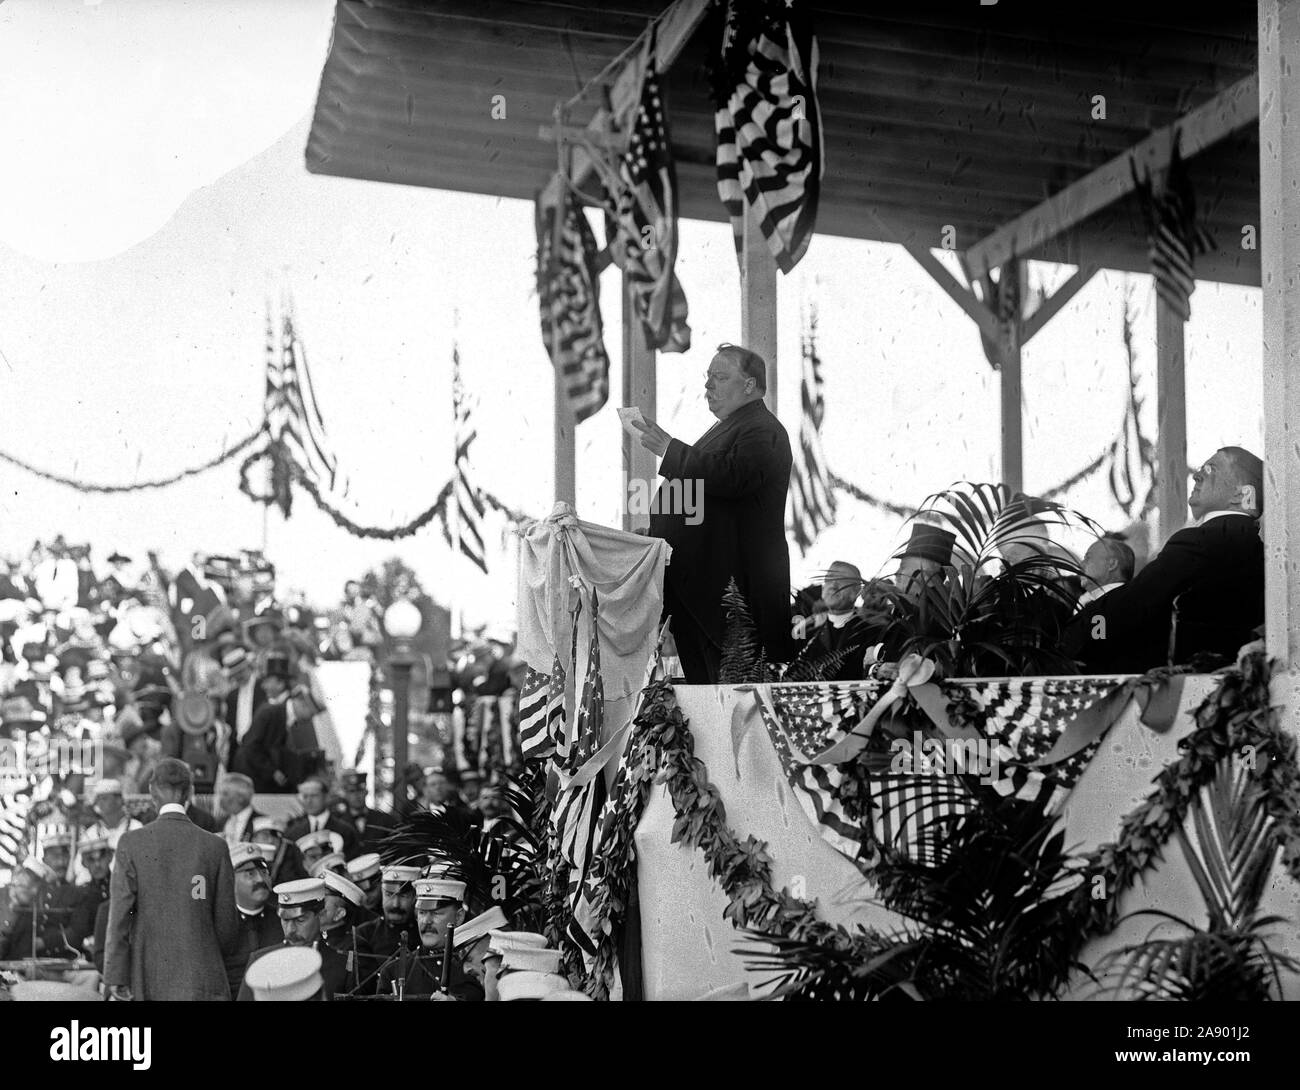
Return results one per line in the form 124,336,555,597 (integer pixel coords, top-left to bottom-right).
448,344,488,574
786,307,836,555
1132,137,1215,322
537,185,611,423
709,0,823,273
586,45,690,353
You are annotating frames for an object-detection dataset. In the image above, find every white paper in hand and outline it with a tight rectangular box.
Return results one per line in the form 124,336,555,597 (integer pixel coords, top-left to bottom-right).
617,407,647,434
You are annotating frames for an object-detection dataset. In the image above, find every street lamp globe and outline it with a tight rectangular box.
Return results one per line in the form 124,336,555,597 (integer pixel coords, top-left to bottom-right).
384,599,422,641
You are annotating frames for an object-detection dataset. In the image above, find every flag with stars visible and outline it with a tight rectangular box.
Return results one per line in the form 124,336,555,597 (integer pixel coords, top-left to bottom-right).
591,50,690,353
517,658,567,762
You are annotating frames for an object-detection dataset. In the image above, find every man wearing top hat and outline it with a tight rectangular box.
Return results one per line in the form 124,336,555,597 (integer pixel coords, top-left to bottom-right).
634,344,793,684
231,651,297,793
225,841,283,998
863,523,958,674
374,877,483,1000
333,769,395,853
237,877,349,1001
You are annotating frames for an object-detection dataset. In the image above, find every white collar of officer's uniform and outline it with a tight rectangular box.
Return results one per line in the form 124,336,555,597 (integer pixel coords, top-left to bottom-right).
826,610,855,629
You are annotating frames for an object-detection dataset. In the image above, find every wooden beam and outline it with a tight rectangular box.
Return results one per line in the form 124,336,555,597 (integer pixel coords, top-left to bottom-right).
999,261,1025,496
963,73,1260,278
742,207,779,414
622,273,657,532
1154,299,1188,545
539,0,710,208
1258,0,1300,704
1021,265,1099,344
537,123,625,150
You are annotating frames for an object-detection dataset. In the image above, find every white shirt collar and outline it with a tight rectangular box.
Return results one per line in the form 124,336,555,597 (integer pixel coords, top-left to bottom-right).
1077,582,1124,609
158,803,187,817
826,610,856,629
1198,509,1252,526
310,812,327,832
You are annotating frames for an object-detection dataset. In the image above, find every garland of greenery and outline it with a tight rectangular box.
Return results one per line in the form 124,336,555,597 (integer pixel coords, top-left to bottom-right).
1069,649,1300,937
572,651,1300,1000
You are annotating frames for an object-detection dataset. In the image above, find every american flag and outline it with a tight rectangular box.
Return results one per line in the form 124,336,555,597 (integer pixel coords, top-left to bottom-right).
552,590,607,955
1133,138,1214,323
537,186,611,423
786,308,836,555
710,0,823,273
518,659,567,762
451,344,487,574
937,676,1130,806
593,58,690,353
262,298,345,513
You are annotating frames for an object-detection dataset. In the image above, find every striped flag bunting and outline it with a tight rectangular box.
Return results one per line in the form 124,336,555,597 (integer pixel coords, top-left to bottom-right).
1132,138,1214,323
537,185,611,423
709,0,823,273
518,659,567,762
552,590,607,956
786,308,836,555
451,344,488,574
0,795,33,869
588,51,690,353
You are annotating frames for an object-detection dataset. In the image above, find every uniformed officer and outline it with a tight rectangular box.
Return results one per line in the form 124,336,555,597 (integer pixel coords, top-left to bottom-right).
334,769,395,852
40,829,95,958
345,852,383,914
320,868,369,992
236,878,349,1001
307,850,347,878
76,833,114,966
495,945,571,1001
374,878,482,1001
295,829,344,872
452,905,507,1000
250,815,308,886
243,945,325,1002
225,841,283,998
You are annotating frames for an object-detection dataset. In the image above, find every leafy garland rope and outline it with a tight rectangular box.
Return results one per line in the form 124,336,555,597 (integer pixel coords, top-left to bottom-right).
574,651,1300,1000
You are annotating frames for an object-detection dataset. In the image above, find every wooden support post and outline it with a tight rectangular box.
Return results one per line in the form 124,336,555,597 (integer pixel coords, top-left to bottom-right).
1154,296,1189,545
554,364,576,506
1259,0,1300,722
741,207,779,413
622,273,657,531
999,261,1024,495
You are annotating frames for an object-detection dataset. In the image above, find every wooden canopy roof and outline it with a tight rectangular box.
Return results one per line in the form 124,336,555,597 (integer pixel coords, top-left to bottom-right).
307,1,1261,286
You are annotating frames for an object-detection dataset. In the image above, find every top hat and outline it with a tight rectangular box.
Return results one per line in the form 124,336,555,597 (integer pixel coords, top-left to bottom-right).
900,522,957,566
262,652,293,681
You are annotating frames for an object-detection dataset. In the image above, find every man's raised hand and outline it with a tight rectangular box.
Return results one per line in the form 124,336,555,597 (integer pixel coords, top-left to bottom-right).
631,417,671,457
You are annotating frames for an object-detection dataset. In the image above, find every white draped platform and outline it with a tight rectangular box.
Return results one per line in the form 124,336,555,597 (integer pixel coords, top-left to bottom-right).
635,677,1300,1000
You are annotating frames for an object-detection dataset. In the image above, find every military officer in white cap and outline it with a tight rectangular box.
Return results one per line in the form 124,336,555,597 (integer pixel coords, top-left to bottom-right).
320,868,370,992
295,828,344,872
307,850,347,878
374,877,482,1000
243,946,325,1002
225,841,282,998
250,815,308,886
453,905,508,1000
236,878,349,1000
351,863,421,993
345,852,383,914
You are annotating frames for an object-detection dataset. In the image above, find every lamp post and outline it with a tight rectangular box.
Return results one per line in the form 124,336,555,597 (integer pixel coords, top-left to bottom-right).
383,599,422,815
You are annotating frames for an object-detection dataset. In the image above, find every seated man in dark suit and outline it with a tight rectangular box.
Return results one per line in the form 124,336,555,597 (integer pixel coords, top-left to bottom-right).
284,776,361,860
790,561,874,680
1067,446,1264,673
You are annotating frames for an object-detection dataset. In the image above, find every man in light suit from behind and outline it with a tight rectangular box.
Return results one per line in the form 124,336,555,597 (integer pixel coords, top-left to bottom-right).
104,757,238,1000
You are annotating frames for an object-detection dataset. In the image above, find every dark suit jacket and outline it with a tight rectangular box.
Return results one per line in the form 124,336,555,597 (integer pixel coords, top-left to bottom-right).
649,399,793,659
284,813,362,860
794,617,875,681
231,701,293,793
104,810,238,1000
237,940,349,1001
335,803,396,853
225,908,283,998
187,801,220,833
1066,514,1264,673
375,950,483,1001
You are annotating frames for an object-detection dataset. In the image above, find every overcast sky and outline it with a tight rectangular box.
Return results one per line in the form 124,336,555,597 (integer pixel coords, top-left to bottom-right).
0,0,1264,629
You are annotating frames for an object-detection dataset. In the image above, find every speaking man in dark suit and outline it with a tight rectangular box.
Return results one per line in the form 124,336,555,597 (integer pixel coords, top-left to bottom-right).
1067,446,1265,673
104,757,238,1001
634,344,793,683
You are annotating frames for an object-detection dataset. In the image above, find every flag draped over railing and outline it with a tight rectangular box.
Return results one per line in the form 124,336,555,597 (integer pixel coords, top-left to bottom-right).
709,0,823,273
517,659,567,762
1133,138,1214,322
587,46,691,353
537,185,611,423
450,344,488,574
787,308,836,555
